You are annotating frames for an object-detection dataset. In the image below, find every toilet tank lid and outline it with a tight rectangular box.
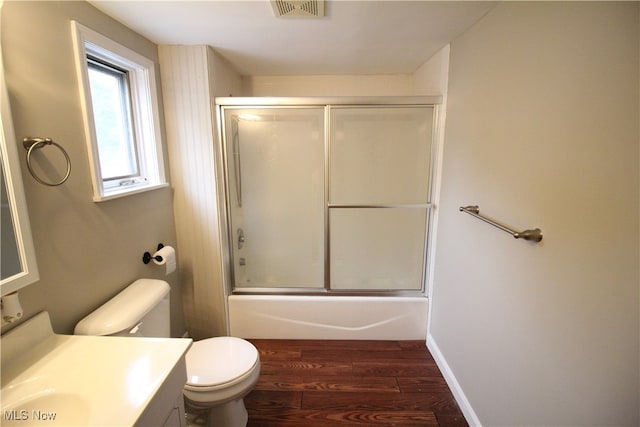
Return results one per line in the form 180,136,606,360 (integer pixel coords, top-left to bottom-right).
74,279,170,336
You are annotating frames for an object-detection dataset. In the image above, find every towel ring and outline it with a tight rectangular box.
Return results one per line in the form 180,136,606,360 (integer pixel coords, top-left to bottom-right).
23,137,71,186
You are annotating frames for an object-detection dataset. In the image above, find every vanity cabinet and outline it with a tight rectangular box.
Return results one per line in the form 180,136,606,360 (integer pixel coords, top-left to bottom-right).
137,357,188,427
1,312,192,427
163,396,186,427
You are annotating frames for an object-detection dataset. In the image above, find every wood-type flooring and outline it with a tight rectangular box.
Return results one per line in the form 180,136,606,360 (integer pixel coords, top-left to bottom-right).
244,339,468,427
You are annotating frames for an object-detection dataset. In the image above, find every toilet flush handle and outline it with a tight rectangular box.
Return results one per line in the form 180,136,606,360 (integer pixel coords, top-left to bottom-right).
129,322,143,335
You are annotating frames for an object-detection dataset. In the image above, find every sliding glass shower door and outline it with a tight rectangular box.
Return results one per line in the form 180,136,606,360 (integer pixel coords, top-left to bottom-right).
223,107,325,290
329,106,433,291
220,100,435,294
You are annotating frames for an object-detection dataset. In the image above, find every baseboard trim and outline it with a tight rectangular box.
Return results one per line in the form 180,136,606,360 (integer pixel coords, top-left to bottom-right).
427,333,482,426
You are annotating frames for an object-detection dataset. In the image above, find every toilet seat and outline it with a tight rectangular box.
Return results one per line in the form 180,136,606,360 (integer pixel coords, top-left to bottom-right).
184,337,259,393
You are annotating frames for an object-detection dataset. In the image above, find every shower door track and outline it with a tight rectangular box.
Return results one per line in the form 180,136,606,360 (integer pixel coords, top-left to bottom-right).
230,288,428,297
216,97,441,298
216,96,442,107
328,203,432,209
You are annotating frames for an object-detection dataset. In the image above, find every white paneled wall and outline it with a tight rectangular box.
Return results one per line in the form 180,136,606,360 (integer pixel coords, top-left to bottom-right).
158,46,241,338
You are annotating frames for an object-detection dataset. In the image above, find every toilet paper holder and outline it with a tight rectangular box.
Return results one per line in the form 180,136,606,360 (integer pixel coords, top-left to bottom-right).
142,243,165,264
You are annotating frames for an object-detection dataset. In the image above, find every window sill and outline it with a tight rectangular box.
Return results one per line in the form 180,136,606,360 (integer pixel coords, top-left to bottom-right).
93,182,169,202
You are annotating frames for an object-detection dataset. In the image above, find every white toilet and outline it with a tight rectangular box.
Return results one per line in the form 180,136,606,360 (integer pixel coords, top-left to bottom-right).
74,278,260,427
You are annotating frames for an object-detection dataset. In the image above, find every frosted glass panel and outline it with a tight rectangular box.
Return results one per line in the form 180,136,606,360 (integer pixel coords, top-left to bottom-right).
330,107,433,204
330,208,427,290
225,108,325,288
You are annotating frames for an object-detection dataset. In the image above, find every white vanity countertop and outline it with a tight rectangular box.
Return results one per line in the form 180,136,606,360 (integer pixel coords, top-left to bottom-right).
1,311,192,426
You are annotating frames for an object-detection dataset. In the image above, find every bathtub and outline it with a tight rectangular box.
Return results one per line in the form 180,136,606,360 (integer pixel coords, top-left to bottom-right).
228,295,428,340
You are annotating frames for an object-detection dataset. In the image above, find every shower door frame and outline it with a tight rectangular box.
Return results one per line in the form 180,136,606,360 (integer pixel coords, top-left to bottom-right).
216,96,442,297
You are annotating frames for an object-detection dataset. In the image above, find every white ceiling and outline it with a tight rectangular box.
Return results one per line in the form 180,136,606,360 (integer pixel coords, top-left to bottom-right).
89,0,496,76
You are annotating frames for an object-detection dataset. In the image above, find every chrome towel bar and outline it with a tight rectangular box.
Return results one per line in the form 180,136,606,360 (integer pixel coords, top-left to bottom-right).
459,205,543,243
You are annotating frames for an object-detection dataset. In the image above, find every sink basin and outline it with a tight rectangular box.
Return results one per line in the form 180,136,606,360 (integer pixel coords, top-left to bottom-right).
2,391,90,426
1,311,191,426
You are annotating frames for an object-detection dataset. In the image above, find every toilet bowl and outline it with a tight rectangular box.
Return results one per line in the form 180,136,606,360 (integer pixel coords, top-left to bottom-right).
183,337,260,427
74,279,261,427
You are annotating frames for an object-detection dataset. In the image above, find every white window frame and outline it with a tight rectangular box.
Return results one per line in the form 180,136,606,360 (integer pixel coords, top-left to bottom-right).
71,21,167,202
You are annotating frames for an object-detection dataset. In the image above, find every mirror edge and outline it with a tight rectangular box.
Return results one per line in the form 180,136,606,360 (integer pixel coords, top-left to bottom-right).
0,36,39,296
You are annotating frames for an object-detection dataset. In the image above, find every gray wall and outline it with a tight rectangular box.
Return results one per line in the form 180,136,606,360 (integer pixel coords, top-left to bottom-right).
431,2,639,425
1,1,184,336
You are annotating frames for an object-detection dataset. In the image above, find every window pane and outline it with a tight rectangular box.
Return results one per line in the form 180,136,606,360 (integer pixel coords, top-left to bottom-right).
87,62,138,180
330,208,427,291
330,107,433,204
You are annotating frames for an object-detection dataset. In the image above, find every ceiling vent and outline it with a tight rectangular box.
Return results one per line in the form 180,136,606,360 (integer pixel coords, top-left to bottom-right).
271,0,325,18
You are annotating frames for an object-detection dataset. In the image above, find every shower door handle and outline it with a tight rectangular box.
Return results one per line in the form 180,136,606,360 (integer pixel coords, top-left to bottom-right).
237,228,245,249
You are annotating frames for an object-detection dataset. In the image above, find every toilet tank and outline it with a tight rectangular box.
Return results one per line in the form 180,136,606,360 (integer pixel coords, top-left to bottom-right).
74,278,171,338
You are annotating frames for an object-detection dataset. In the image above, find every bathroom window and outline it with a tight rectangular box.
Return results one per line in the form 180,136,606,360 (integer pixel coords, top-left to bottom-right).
71,21,167,201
